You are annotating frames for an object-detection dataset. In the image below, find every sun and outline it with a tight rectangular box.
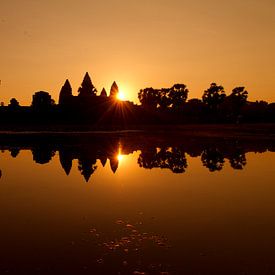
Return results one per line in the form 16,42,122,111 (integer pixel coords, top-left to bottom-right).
116,91,126,101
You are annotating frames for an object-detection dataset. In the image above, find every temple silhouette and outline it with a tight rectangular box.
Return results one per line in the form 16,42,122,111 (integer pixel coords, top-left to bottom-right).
1,72,275,128
0,72,138,128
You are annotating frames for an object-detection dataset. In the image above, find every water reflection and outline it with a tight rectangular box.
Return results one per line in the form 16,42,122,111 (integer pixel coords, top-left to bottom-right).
138,147,188,173
0,133,274,181
201,148,225,172
90,217,171,274
0,133,275,274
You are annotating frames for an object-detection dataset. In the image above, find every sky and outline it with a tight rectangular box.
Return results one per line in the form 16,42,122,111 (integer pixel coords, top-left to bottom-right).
0,0,274,105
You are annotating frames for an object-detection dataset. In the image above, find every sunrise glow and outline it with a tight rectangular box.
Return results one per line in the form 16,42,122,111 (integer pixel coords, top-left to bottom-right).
117,91,126,101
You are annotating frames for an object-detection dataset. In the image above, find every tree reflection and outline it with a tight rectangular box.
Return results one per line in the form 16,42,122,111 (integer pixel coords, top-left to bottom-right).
229,148,246,170
201,148,225,172
137,148,157,169
0,135,270,179
138,147,188,173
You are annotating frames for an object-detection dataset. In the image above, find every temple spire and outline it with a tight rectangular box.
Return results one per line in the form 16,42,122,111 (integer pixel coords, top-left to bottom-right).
110,81,119,98
100,88,107,97
78,72,97,97
59,79,72,105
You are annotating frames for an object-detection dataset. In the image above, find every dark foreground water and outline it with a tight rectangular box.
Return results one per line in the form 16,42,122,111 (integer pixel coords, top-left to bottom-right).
0,133,275,274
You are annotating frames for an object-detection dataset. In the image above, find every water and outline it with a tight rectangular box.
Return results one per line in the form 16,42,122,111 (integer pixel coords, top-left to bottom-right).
0,133,275,274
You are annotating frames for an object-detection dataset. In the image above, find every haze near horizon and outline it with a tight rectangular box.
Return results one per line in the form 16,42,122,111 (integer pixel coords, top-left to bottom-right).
0,0,274,105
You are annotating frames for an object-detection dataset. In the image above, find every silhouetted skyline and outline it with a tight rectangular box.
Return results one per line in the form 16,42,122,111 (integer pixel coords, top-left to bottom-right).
1,72,275,127
0,1,275,105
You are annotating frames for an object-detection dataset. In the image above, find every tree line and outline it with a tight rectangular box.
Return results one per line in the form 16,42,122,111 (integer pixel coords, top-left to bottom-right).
138,83,248,113
137,82,275,123
1,72,275,126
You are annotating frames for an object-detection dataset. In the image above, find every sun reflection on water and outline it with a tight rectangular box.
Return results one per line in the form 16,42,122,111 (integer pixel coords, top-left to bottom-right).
117,153,124,162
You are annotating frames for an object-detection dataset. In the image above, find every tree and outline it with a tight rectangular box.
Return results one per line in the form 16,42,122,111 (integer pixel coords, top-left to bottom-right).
169,84,189,109
202,83,226,111
138,88,159,109
8,98,20,109
59,79,72,105
228,86,248,114
78,72,97,97
158,88,171,109
138,84,189,110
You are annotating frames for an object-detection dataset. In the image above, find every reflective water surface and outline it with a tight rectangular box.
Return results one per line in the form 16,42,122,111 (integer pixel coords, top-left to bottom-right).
0,132,275,274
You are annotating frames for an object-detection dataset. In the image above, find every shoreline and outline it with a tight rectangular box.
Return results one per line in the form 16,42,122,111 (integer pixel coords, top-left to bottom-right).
0,123,275,140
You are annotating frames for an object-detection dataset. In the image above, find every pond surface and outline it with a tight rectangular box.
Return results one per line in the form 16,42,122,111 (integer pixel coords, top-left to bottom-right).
0,133,275,274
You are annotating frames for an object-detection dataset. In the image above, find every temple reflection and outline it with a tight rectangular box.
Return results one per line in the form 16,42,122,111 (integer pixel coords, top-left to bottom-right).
56,137,121,181
59,149,73,175
0,133,274,182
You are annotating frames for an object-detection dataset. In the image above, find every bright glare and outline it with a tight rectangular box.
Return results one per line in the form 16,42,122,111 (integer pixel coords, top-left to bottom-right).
117,154,124,162
117,91,126,101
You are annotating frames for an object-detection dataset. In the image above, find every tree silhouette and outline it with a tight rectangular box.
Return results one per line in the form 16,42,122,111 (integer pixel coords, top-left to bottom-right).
8,98,20,109
158,88,171,110
228,86,248,115
202,83,226,112
156,147,187,172
169,147,188,173
169,84,189,109
138,88,159,109
138,84,189,110
78,72,97,97
201,148,225,172
138,147,187,173
229,149,246,170
59,79,72,105
138,148,158,169
9,98,19,106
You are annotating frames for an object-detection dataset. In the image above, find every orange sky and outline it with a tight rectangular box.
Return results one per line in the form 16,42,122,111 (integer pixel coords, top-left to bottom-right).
0,0,274,105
